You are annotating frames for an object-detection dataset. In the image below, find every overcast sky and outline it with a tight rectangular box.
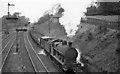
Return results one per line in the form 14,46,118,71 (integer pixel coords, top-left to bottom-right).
0,0,119,35
0,0,119,22
0,0,63,22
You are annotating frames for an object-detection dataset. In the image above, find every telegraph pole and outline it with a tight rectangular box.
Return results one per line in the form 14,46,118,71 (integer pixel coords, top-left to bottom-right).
7,3,19,53
15,12,21,53
6,3,15,34
8,3,9,17
49,20,50,33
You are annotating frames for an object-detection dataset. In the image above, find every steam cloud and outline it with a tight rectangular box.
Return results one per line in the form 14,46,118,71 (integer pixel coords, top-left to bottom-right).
38,49,46,56
59,0,97,36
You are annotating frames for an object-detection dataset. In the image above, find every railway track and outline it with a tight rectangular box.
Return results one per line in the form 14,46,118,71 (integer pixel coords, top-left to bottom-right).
0,37,16,72
1,31,38,72
28,31,61,72
0,33,15,54
0,32,15,47
24,33,37,72
0,34,9,44
1,31,59,73
0,37,14,55
24,32,49,73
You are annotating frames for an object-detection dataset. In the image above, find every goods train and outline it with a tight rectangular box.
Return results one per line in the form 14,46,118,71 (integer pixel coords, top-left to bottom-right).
29,31,85,73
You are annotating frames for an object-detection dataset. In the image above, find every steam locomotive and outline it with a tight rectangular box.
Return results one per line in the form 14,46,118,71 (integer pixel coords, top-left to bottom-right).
29,31,85,73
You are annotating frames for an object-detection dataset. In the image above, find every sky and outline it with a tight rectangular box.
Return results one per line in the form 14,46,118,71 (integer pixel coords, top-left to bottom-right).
0,0,119,22
0,0,95,22
0,0,119,36
0,0,64,22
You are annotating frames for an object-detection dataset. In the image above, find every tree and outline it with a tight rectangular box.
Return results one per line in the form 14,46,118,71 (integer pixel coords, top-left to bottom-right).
37,3,64,24
37,13,51,24
19,16,29,26
85,2,120,15
13,12,21,17
2,15,9,30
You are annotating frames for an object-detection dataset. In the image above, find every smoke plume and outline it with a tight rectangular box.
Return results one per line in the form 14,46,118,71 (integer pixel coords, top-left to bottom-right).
59,0,97,36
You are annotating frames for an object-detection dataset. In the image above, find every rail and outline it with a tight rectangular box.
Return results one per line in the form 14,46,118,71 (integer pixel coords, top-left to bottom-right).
26,32,49,72
24,34,37,72
0,38,16,72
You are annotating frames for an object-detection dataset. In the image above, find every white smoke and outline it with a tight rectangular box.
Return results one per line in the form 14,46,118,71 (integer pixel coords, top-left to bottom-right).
76,48,84,67
38,49,46,56
59,0,97,36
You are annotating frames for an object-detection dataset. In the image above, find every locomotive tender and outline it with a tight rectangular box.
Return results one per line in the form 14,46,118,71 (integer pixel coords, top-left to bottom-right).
29,31,84,72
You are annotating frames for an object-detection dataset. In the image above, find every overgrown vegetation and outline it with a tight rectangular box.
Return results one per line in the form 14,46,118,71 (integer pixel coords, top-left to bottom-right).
73,19,120,72
37,13,51,24
85,2,120,15
2,12,29,30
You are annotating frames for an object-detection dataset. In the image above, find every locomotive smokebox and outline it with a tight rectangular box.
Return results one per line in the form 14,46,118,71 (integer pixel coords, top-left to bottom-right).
65,47,78,61
57,45,78,61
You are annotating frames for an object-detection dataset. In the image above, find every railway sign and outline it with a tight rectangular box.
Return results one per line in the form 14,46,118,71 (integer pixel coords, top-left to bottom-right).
8,3,15,6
